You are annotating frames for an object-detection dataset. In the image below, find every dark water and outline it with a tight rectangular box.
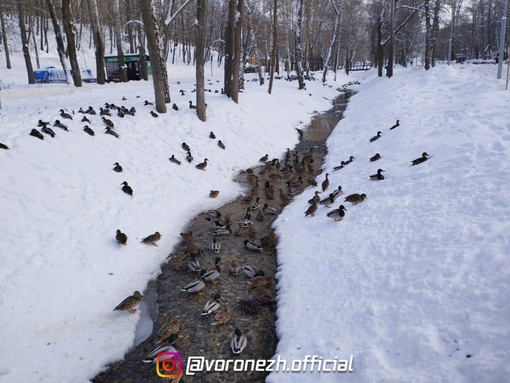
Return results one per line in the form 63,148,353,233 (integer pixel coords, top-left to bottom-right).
92,90,353,383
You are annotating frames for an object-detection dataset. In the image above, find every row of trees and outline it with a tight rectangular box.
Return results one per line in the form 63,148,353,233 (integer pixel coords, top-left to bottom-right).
1,0,508,117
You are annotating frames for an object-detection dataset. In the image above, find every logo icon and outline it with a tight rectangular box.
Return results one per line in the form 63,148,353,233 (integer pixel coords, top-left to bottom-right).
156,352,182,378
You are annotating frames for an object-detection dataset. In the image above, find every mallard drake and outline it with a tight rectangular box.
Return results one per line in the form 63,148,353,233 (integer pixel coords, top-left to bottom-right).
411,152,430,166
41,126,56,138
113,162,123,172
150,111,159,118
321,173,330,192
243,265,264,278
99,107,111,116
263,203,278,215
250,197,261,211
305,201,318,217
217,140,226,150
181,270,206,293
169,155,182,165
259,154,269,163
83,126,95,136
369,131,382,142
389,119,400,130
105,127,120,138
141,231,162,246
209,131,216,139
155,318,180,344
344,193,367,205
286,182,294,195
201,293,221,316
209,190,219,198
370,153,381,162
203,257,221,283
0,143,9,150
115,229,128,245
213,225,231,235
121,181,133,196
327,205,347,221
291,176,304,187
332,185,343,198
30,128,44,140
207,209,222,219
172,103,179,111
53,120,69,131
244,239,263,251
142,335,178,363
189,100,197,109
308,191,321,204
318,193,336,207
186,151,193,163
209,236,221,253
196,158,208,171
231,328,247,354
369,168,385,180
188,253,201,273
60,109,73,120
181,142,191,152
114,291,143,313
280,165,293,178
211,310,232,326
81,116,91,124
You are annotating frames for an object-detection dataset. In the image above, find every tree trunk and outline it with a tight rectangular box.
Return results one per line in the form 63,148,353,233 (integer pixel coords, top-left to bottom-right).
224,0,236,98
46,0,69,84
294,0,305,90
424,0,431,70
268,0,277,94
232,0,244,100
0,2,12,69
386,0,395,78
377,21,383,77
17,0,35,84
140,0,168,113
431,0,441,67
87,0,106,84
322,1,341,83
62,0,82,86
113,0,128,82
195,0,206,121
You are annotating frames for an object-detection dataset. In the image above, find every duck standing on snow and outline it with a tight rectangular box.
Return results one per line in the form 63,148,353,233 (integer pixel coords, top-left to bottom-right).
105,127,120,138
321,173,330,192
114,291,143,313
196,158,209,171
217,140,226,150
411,152,430,166
115,229,128,245
181,142,191,152
41,126,56,138
389,119,400,130
0,143,9,150
113,162,123,172
172,103,179,111
231,328,248,354
53,120,69,131
327,205,347,221
370,153,381,162
121,181,133,196
83,126,95,136
102,117,114,128
369,131,382,142
369,169,385,180
186,151,193,163
209,131,216,139
60,109,73,120
305,201,318,217
150,111,159,118
141,231,162,246
169,155,182,165
209,190,219,198
344,193,367,205
189,101,197,109
29,129,44,140
318,193,336,208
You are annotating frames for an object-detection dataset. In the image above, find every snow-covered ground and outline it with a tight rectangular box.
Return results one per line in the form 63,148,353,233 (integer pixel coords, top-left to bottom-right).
0,48,508,383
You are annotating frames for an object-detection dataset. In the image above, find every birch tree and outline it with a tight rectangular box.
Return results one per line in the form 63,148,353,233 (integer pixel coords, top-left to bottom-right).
195,0,206,121
294,0,305,90
113,0,127,82
268,0,278,94
46,0,69,84
0,1,12,69
87,0,105,84
322,0,341,83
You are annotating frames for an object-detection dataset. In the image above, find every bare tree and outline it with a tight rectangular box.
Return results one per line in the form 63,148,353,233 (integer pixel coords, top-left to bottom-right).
46,0,69,83
17,0,35,84
87,0,106,84
268,0,278,94
113,0,128,82
224,0,236,98
195,0,206,121
62,0,82,86
0,1,11,69
294,0,305,89
322,0,341,83
232,0,244,102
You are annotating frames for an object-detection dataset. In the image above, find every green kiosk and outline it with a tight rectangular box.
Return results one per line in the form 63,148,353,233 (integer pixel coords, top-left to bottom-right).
104,53,150,82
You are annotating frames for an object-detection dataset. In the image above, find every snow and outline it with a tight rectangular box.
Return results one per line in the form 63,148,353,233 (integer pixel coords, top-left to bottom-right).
1,47,509,383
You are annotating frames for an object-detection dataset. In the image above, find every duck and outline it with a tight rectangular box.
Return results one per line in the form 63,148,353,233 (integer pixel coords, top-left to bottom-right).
187,253,201,273
102,116,114,128
259,153,269,163
38,119,50,127
99,107,111,116
280,165,293,178
169,155,181,165
217,140,226,150
256,210,265,222
41,126,56,138
370,153,381,162
411,152,430,166
53,120,69,131
262,203,278,215
346,155,355,164
150,110,159,118
207,209,222,219
213,225,231,235
144,100,154,106
278,189,292,204
307,178,318,186
286,182,294,195
260,232,278,247
250,197,261,211
296,127,304,139
181,270,206,293
30,129,44,140
60,109,73,120
243,265,264,278
332,185,343,198
369,168,385,180
229,260,243,276
307,191,321,205
105,127,120,138
115,229,128,245
305,201,318,217
318,193,336,207
244,239,263,251
234,223,245,236
141,231,162,246
186,151,193,163
81,126,94,136
189,100,197,109
209,236,221,253
120,181,133,196
321,173,330,192
195,158,209,170
81,116,91,124
344,193,367,205
211,310,232,326
180,230,194,243
369,131,382,142
389,119,400,130
181,142,191,152
155,318,180,344
86,106,96,115
201,293,221,316
142,335,178,363
113,162,123,172
202,257,221,283
114,291,143,313
291,176,304,187
117,108,125,118
172,103,179,111
209,131,216,139
209,190,219,198
0,143,9,150
327,205,347,221
252,286,275,304
231,328,248,354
